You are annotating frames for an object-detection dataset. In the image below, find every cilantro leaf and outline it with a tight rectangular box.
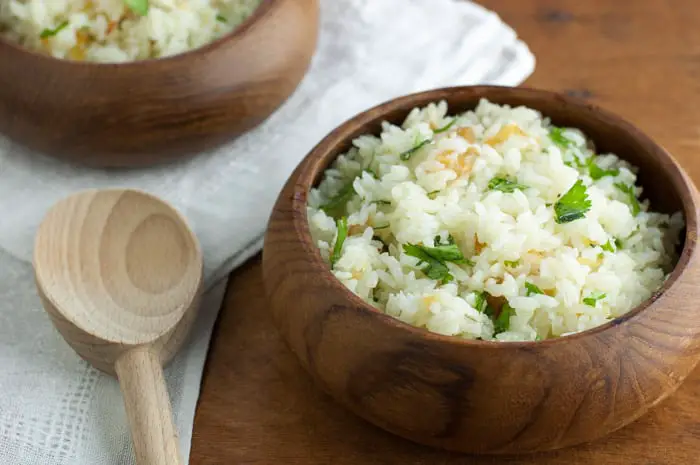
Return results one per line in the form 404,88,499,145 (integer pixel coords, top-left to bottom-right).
588,160,620,180
40,20,69,39
494,303,514,334
427,190,440,199
535,334,543,341
473,291,488,313
615,182,641,216
403,244,452,283
614,237,624,249
403,237,471,283
601,240,615,253
320,182,355,218
125,0,149,16
436,234,453,244
583,292,606,307
474,291,510,334
434,119,456,134
400,137,432,161
330,217,348,267
488,177,528,193
216,13,228,23
549,126,573,148
434,236,475,265
426,243,466,263
564,153,589,170
554,180,592,224
504,259,520,268
525,282,544,296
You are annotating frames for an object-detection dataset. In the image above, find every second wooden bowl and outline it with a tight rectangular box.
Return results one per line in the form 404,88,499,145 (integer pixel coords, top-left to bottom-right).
263,86,700,454
0,0,318,168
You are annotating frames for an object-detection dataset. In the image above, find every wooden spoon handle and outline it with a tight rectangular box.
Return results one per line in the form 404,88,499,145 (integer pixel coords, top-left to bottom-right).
115,347,183,465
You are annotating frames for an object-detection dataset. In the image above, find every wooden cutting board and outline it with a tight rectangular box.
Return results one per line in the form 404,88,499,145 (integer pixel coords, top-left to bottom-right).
191,0,700,463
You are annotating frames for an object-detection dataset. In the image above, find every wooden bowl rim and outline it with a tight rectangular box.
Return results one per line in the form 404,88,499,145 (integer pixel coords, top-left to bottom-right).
287,85,699,349
0,0,276,68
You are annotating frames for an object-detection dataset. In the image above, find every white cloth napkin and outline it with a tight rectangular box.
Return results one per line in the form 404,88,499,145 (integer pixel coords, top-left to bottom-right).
0,0,534,463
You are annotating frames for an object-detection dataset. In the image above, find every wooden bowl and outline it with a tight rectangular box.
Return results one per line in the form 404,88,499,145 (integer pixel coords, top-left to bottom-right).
0,0,318,168
263,86,700,454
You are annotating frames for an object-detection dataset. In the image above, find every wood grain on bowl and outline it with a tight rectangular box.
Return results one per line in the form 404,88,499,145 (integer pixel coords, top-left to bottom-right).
0,0,318,168
262,86,700,454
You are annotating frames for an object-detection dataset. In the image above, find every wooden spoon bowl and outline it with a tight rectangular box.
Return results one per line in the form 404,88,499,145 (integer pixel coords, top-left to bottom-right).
262,86,700,454
0,0,319,168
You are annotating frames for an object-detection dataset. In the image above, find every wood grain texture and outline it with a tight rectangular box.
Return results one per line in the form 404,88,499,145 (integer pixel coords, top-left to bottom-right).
33,189,203,465
191,0,700,463
0,0,319,168
116,348,182,465
262,86,700,454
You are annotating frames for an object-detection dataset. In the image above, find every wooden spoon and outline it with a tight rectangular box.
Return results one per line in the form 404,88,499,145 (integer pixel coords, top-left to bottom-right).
33,189,203,465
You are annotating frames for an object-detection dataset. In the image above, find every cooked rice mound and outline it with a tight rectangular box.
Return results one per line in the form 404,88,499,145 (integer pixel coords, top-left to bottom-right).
307,99,684,342
0,0,262,62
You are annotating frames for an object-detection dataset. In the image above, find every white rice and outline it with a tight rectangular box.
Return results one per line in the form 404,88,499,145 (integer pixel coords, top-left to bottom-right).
0,0,262,62
307,99,684,342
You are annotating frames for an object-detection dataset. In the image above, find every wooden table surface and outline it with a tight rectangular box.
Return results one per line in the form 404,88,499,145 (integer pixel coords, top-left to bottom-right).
191,0,700,463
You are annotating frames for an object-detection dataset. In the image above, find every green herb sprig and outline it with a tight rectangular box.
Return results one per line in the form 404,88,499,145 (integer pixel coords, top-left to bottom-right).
588,160,620,180
330,217,348,267
525,282,544,296
488,177,528,193
549,126,573,148
403,244,453,283
40,21,69,39
615,182,641,216
125,0,149,16
473,291,489,313
320,183,355,218
434,119,456,134
583,292,606,307
403,236,472,284
472,291,512,335
600,240,615,253
564,154,589,170
494,303,514,334
400,138,432,161
554,180,592,224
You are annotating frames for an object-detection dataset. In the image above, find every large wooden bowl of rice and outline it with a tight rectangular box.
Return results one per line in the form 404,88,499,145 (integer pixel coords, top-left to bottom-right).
263,86,700,454
0,0,318,167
